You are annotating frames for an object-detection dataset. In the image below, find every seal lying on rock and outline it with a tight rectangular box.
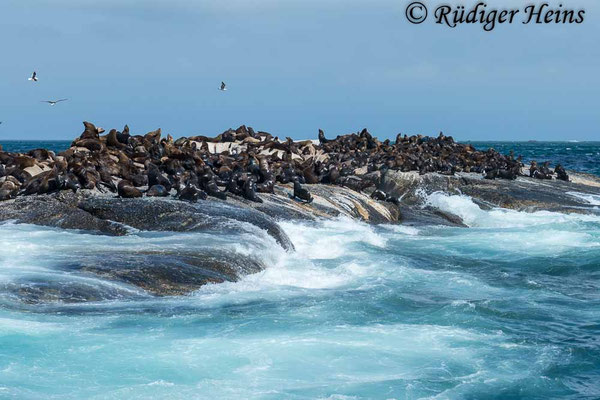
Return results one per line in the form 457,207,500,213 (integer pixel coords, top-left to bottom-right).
178,184,207,202
146,184,169,197
117,180,142,198
293,180,313,203
0,176,20,200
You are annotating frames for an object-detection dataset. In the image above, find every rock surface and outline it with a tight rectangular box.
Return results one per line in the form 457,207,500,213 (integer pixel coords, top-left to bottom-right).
381,169,600,214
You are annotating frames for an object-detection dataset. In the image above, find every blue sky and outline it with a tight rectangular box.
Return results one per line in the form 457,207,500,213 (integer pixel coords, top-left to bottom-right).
0,0,597,140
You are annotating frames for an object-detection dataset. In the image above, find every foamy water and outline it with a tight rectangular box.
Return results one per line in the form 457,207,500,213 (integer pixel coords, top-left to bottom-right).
1,196,600,399
567,191,600,206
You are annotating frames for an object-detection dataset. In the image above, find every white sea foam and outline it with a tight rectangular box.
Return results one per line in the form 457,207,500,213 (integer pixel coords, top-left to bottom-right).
189,217,389,303
426,192,600,228
0,317,64,335
279,217,387,259
380,224,420,236
421,192,600,256
567,191,600,206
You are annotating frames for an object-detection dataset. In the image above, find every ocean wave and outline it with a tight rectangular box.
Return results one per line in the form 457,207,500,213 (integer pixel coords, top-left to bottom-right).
567,191,600,206
1,202,600,398
426,191,600,228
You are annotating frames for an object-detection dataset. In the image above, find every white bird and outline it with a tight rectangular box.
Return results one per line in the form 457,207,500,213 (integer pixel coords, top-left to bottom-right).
28,71,38,82
219,81,227,91
41,99,68,106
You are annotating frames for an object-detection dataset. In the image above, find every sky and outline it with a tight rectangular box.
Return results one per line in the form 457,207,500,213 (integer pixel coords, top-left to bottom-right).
0,0,598,141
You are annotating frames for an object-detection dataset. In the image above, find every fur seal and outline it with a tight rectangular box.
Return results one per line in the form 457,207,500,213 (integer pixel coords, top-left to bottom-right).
555,164,569,181
207,182,228,200
226,170,244,196
64,172,80,192
106,129,126,149
146,184,169,197
117,180,142,198
80,121,100,140
318,129,330,145
148,164,172,190
0,177,20,200
116,125,130,144
243,177,263,203
178,184,207,202
293,180,313,203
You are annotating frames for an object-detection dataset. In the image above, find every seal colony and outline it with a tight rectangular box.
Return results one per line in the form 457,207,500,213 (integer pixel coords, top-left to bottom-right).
0,122,572,203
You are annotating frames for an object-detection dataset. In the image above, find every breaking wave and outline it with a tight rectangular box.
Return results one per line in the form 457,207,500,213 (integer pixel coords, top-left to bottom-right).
1,195,600,399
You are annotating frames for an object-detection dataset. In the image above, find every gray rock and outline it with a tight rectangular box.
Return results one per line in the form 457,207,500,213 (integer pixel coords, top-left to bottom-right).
381,170,600,220
77,196,295,251
72,249,266,297
2,248,267,304
0,192,127,235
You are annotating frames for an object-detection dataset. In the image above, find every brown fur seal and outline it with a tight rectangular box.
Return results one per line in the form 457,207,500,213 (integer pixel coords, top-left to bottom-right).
117,180,142,198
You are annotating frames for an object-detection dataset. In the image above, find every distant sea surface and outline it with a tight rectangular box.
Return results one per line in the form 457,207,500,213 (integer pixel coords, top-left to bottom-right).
0,140,71,154
467,141,600,176
2,140,600,175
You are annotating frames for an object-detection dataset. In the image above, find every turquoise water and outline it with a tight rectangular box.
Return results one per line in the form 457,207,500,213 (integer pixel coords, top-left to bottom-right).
1,140,600,398
1,193,600,399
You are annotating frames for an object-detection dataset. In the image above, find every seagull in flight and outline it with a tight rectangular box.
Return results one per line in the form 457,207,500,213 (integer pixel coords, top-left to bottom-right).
41,99,68,106
28,71,38,82
219,81,227,91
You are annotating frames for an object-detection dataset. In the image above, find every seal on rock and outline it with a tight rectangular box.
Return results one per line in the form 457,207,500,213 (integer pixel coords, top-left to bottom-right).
178,184,207,202
146,184,170,197
293,180,313,203
117,180,142,198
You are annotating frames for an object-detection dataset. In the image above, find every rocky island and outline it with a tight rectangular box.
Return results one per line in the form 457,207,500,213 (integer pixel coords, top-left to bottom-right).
1,122,599,301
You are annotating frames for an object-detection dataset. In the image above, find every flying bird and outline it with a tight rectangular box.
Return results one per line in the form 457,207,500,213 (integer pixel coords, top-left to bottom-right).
28,71,38,82
41,99,68,106
219,81,227,91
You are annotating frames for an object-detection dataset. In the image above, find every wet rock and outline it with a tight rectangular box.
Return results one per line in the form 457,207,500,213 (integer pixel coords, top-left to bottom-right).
0,248,270,304
0,193,127,235
73,250,265,296
77,195,295,251
2,278,148,304
381,170,600,215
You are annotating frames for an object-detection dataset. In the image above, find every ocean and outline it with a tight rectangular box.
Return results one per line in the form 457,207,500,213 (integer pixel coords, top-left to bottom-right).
1,141,600,399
